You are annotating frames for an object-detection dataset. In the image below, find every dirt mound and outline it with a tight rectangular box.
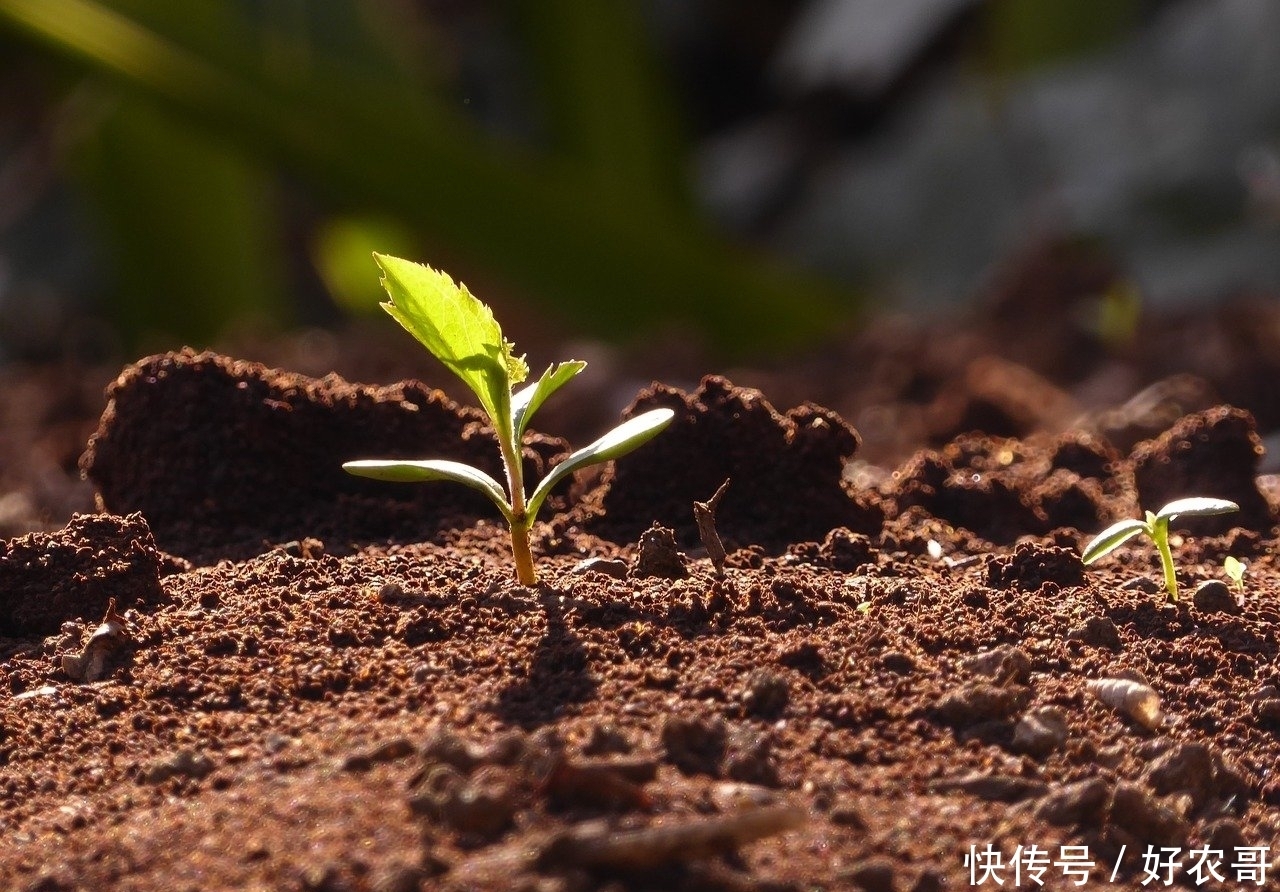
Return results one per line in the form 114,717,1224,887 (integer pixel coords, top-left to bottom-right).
1129,405,1276,535
986,541,1086,592
0,512,163,637
80,350,567,563
884,431,1119,543
573,376,881,550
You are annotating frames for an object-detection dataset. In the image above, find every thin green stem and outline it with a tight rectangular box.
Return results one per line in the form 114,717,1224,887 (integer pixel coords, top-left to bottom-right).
510,520,537,587
499,436,537,585
1152,520,1178,599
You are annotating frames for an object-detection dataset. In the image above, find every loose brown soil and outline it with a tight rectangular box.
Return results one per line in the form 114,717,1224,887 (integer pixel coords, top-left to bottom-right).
7,278,1280,890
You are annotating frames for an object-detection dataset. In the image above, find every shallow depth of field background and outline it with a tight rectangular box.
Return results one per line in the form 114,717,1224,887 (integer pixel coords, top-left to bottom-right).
0,0,1278,364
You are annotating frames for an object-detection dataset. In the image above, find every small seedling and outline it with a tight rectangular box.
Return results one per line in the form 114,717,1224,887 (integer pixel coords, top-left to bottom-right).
1081,497,1240,600
1224,555,1247,593
344,254,674,585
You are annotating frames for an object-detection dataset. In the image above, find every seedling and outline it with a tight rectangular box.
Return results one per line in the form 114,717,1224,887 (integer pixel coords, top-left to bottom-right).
344,254,674,585
1081,497,1240,600
1224,555,1247,593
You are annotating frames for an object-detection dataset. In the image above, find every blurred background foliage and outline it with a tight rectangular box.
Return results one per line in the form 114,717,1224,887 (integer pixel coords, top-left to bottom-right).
0,0,1278,363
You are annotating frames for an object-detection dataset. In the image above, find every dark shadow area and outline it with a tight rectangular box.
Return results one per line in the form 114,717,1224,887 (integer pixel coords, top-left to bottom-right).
491,590,598,729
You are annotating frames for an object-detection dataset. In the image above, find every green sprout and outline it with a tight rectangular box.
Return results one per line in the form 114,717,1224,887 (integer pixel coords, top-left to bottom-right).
1081,497,1240,600
1223,555,1247,593
344,254,674,585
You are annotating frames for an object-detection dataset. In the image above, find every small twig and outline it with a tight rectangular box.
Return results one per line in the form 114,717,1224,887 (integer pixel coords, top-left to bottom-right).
538,804,806,871
694,478,731,577
61,598,130,682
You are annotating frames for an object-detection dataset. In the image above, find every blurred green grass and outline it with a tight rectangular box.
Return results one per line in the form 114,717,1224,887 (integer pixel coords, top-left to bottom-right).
0,0,852,357
0,0,1160,358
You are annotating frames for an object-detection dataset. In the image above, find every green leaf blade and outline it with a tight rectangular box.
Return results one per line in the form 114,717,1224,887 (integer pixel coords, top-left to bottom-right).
512,360,586,440
1156,497,1240,523
525,407,674,521
1081,518,1149,565
343,458,512,521
373,253,527,442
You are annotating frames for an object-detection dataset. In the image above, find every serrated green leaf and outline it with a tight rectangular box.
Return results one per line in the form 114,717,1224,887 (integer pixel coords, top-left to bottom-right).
1081,518,1150,565
343,458,512,521
373,253,528,443
1156,497,1240,522
525,408,674,521
512,360,586,440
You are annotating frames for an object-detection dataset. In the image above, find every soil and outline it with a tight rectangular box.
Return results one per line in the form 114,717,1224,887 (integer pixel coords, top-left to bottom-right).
7,249,1280,891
